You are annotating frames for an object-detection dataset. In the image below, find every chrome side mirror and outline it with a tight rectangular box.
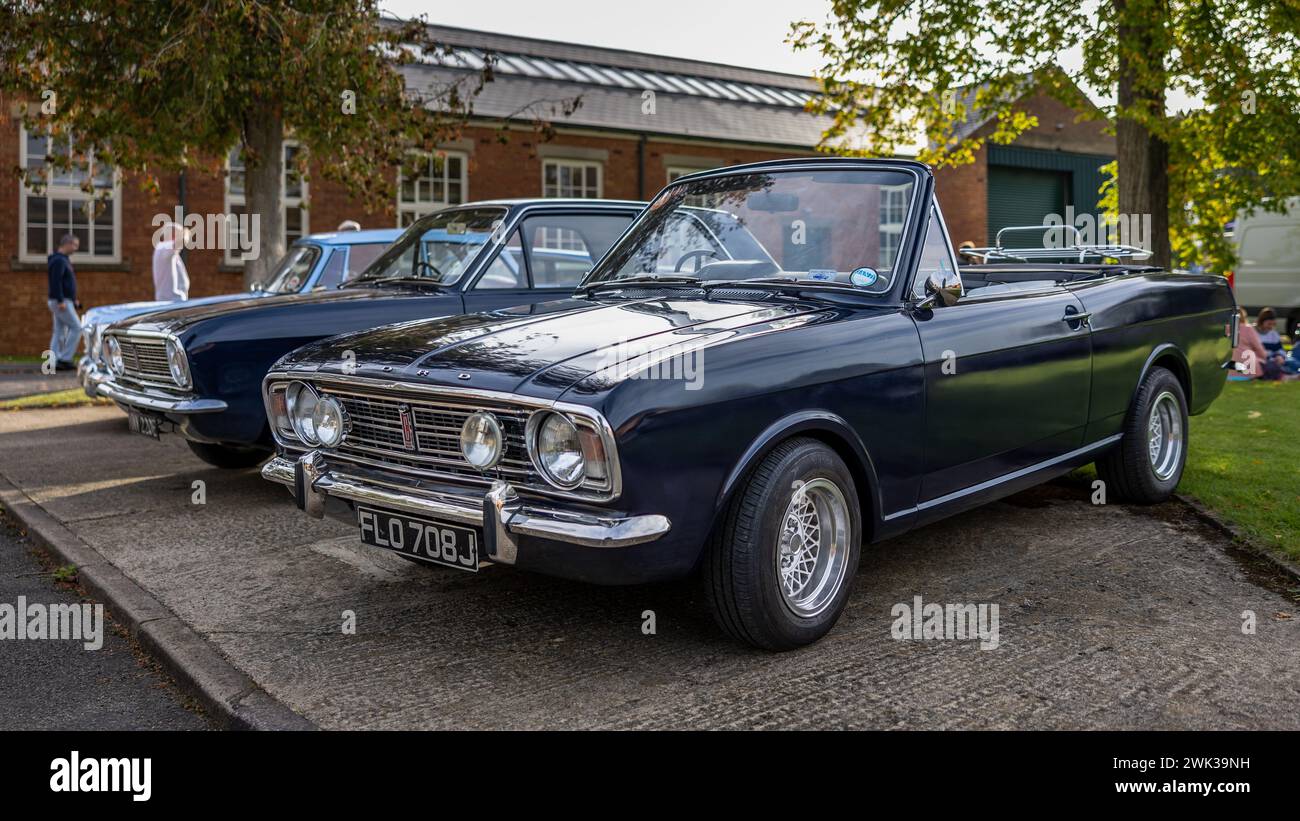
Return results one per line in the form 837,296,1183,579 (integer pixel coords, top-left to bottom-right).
921,269,963,308
250,281,266,294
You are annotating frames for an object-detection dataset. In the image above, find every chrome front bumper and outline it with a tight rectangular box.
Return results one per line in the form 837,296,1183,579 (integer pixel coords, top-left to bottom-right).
78,358,101,396
261,452,671,564
96,377,227,414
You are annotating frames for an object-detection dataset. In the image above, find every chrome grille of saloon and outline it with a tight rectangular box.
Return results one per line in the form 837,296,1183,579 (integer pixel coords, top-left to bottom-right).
115,336,175,388
323,386,536,485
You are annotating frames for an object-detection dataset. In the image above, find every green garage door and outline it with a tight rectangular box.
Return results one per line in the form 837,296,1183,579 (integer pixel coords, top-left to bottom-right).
987,165,1070,248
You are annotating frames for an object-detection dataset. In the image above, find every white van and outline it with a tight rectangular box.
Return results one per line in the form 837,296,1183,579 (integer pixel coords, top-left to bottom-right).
1231,196,1300,337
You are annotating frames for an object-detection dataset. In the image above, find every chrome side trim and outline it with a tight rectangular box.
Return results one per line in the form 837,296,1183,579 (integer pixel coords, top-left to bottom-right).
98,379,226,414
262,454,669,553
882,434,1124,522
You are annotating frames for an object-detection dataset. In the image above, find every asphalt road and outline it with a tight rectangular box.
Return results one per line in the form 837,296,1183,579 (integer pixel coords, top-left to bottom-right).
0,405,1297,730
0,510,208,730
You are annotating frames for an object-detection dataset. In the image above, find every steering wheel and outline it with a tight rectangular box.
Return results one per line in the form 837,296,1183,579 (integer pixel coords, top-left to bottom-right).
674,249,720,273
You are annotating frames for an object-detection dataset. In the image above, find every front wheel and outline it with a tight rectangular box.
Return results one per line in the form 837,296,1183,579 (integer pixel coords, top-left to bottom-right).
1094,366,1188,503
703,438,862,650
186,440,270,469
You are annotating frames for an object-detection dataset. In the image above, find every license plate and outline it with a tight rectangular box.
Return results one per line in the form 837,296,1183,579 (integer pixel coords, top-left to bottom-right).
357,507,479,572
126,409,160,439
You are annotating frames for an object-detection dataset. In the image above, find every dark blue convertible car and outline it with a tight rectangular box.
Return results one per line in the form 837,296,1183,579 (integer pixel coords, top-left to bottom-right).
94,199,643,467
260,158,1235,649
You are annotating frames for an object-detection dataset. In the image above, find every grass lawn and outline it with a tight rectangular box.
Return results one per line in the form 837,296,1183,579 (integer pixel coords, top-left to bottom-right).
1179,379,1299,563
0,388,110,410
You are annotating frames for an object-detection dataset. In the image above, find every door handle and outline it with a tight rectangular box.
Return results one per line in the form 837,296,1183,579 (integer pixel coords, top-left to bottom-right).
1063,310,1092,328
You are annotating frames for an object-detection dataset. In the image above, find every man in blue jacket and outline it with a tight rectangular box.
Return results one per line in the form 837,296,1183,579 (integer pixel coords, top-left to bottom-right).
47,233,81,371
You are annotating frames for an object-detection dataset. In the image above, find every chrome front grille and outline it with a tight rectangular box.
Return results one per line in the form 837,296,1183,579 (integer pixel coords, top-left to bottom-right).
327,387,536,485
115,336,175,388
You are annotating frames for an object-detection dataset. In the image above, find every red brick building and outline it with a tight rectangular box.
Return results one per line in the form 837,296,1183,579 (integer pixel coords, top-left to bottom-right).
1,25,1112,355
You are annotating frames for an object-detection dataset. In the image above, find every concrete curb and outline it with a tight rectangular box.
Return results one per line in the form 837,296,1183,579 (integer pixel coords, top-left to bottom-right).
1174,492,1300,584
0,475,317,731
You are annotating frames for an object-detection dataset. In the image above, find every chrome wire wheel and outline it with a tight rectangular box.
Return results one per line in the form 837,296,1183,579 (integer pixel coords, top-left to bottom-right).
1146,390,1184,481
775,477,851,618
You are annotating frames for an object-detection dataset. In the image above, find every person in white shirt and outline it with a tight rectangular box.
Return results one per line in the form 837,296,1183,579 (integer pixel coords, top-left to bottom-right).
152,223,191,301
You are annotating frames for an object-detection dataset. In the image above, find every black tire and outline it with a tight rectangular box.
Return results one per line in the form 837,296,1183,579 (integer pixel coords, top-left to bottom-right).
703,437,862,650
1094,366,1188,504
186,440,270,469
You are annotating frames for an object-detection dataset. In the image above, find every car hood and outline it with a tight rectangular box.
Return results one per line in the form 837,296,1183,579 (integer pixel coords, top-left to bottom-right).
281,295,833,397
84,292,261,328
117,285,439,335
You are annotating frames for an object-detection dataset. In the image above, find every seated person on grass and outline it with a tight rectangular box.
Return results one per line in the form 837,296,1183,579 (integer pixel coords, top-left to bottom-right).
1232,308,1284,381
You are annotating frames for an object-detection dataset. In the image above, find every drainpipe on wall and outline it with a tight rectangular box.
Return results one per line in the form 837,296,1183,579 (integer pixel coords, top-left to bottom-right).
177,169,187,262
637,134,647,201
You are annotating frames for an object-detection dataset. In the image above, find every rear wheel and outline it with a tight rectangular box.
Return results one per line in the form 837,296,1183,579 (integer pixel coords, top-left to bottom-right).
186,440,270,469
703,438,861,650
1094,366,1188,503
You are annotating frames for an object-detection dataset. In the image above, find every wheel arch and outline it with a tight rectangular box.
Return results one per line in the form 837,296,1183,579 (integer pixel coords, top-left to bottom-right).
1137,343,1192,408
713,410,882,542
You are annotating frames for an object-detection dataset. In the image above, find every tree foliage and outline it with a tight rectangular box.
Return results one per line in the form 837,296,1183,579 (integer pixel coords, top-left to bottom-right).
0,1,570,281
791,0,1300,270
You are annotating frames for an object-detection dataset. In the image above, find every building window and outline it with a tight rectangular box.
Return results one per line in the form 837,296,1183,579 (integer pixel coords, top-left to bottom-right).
540,159,603,249
542,159,602,198
397,151,467,227
667,166,712,207
224,142,308,265
19,126,120,262
879,185,909,269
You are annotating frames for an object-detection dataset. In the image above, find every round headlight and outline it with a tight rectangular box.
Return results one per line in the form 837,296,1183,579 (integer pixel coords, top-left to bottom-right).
312,396,348,448
460,411,503,469
531,412,585,489
165,338,191,389
105,336,124,376
286,381,320,444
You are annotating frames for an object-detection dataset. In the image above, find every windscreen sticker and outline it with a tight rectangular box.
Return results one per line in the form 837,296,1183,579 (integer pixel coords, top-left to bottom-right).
807,269,837,281
850,267,879,288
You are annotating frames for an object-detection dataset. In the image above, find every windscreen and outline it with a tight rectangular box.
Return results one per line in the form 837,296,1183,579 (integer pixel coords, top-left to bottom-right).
589,168,917,292
353,207,509,287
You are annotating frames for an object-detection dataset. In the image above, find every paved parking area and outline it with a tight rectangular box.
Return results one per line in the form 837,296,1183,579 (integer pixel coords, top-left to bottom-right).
0,365,76,401
1,405,1297,729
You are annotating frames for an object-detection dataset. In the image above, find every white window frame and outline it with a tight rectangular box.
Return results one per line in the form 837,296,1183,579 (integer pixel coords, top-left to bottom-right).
666,166,713,208
18,125,122,264
542,158,602,199
396,150,468,227
224,141,308,265
879,185,909,270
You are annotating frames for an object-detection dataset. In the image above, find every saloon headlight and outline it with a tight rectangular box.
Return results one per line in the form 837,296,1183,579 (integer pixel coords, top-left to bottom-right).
286,381,320,445
529,412,586,489
311,395,348,448
105,336,124,376
460,411,503,469
165,338,191,389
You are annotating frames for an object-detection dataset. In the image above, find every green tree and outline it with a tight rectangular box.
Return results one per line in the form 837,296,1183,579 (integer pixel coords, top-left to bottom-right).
791,0,1300,270
0,2,523,284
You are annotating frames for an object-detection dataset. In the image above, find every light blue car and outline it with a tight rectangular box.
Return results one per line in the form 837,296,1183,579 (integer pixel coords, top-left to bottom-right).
79,228,402,396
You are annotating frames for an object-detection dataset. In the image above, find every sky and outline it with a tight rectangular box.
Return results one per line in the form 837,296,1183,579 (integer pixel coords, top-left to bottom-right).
381,0,836,77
